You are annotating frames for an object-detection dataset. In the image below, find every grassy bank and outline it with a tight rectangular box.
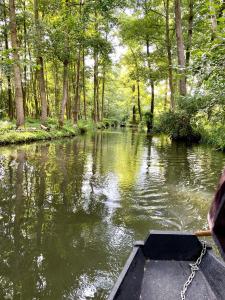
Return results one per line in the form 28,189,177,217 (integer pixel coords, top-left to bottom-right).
0,119,92,146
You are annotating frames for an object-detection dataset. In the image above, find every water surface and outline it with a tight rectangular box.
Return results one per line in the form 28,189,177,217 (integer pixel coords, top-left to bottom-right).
0,130,225,299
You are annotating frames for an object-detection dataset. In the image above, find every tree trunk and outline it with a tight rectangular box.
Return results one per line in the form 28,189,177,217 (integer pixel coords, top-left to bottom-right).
146,40,155,131
82,49,87,120
32,71,39,119
73,48,81,124
132,105,136,124
66,84,71,120
147,80,155,133
9,0,25,127
34,0,47,124
186,0,194,66
93,49,98,122
164,79,168,111
7,77,13,120
174,0,187,96
96,74,100,122
165,0,175,110
93,9,99,123
3,0,13,120
59,60,69,127
101,67,105,122
23,0,27,115
130,47,142,122
150,80,155,128
54,62,60,117
45,65,50,117
137,79,142,121
132,84,136,124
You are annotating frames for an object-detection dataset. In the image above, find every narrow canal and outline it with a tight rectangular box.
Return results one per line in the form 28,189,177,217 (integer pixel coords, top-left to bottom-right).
0,130,225,299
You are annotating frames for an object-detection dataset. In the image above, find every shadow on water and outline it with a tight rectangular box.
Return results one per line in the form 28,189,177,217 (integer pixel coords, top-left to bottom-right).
0,130,225,299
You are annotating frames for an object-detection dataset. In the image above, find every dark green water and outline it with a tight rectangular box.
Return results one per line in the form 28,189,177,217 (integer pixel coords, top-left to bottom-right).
0,130,225,300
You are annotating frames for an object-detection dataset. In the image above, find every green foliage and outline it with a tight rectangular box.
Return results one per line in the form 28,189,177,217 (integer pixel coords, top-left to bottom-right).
176,95,211,117
103,118,119,127
157,111,201,142
0,121,14,133
77,119,95,133
1,0,225,151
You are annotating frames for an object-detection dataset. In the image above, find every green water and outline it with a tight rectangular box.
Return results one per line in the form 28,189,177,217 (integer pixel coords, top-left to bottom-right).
0,130,225,300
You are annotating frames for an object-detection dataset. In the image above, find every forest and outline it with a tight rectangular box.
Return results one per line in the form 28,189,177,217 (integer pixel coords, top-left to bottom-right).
0,0,225,148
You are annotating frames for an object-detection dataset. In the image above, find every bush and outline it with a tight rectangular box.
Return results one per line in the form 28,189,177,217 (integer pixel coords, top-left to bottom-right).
157,111,201,142
193,114,225,150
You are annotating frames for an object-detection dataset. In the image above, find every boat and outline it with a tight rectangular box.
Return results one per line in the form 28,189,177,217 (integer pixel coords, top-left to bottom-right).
109,169,225,300
108,230,225,300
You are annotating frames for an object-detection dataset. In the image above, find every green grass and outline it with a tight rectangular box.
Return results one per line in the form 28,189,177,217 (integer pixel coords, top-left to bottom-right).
0,119,89,146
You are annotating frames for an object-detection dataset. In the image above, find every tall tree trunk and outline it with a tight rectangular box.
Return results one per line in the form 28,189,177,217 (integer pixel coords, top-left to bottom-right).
34,0,47,124
93,49,98,122
146,39,155,131
101,67,105,122
174,0,187,96
38,57,48,122
93,9,99,123
59,60,69,127
96,74,100,122
137,79,142,121
147,80,155,133
23,0,27,115
132,106,136,124
130,47,142,122
27,40,33,117
32,71,39,119
164,79,168,111
186,0,194,66
9,0,25,127
165,0,175,110
66,90,71,120
3,0,13,120
150,80,155,126
82,49,87,120
7,77,13,120
132,84,136,124
54,62,60,117
73,48,81,124
45,64,50,116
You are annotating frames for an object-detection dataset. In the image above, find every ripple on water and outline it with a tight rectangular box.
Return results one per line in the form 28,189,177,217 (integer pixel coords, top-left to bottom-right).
0,132,225,300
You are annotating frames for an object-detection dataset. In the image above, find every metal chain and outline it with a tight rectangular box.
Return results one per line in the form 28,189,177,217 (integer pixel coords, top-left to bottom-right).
180,242,207,300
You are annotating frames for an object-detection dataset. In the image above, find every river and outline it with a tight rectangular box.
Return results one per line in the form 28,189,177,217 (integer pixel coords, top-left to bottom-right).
0,130,225,300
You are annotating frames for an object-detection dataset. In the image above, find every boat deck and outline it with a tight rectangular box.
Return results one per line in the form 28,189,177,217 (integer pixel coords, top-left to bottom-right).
141,255,216,300
109,232,225,300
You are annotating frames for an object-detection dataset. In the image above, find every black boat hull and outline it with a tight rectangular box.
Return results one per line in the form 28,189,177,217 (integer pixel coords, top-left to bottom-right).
108,231,225,300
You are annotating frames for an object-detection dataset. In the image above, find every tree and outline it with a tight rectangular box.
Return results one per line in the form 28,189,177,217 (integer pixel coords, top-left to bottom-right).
34,0,48,124
164,0,175,110
174,0,186,96
8,0,25,127
2,0,13,119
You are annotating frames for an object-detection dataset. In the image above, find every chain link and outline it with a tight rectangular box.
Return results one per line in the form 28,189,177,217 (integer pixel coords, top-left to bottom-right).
180,242,207,300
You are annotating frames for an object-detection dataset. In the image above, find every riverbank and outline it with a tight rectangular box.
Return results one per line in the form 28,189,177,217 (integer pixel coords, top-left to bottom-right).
154,111,225,152
0,119,91,146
